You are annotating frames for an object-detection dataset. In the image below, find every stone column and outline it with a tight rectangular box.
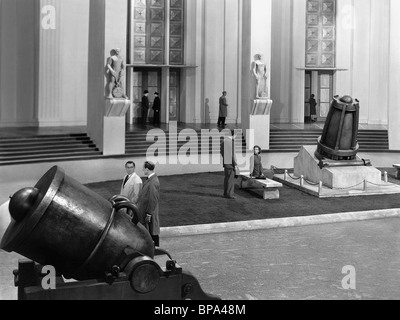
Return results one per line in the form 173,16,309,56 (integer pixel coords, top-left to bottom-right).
241,0,272,149
248,100,273,150
87,0,130,155
37,0,90,127
388,0,400,150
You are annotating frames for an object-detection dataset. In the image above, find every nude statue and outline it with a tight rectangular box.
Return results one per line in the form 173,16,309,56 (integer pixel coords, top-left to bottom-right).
252,54,269,99
107,48,127,99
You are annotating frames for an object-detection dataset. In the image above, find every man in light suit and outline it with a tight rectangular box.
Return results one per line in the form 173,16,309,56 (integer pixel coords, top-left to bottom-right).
120,161,143,209
138,161,160,247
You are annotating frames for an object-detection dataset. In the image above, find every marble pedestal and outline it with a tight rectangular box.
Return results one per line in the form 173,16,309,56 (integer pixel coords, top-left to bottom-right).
247,99,273,150
294,146,381,189
103,98,130,156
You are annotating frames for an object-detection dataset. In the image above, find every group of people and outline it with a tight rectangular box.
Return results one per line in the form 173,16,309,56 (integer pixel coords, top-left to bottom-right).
141,90,161,126
120,161,161,247
220,132,274,199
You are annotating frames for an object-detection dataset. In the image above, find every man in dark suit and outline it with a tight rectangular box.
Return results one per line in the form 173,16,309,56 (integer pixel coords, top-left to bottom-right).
141,90,150,125
220,131,239,199
218,91,228,127
138,161,160,247
152,92,161,126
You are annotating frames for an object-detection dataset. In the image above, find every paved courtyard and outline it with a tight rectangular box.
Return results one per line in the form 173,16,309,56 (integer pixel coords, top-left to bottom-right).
1,217,399,300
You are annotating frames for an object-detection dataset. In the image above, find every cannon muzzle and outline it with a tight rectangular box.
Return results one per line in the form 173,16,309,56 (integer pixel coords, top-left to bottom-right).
1,166,220,300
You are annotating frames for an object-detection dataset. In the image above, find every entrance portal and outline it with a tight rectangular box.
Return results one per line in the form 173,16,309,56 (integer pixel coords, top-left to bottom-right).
129,68,161,124
304,70,334,123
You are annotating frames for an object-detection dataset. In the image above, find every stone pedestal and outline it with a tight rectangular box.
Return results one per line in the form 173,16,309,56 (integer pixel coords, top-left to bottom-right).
103,98,130,156
294,146,381,189
247,99,273,150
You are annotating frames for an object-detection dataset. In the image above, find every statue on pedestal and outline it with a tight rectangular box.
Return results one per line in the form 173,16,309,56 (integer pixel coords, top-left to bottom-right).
252,54,269,99
106,48,127,99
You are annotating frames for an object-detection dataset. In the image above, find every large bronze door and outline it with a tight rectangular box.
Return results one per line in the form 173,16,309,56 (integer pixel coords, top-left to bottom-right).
169,69,180,122
318,70,333,121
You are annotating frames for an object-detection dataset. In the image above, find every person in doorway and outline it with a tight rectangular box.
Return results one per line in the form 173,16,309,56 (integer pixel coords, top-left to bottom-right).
120,161,143,216
309,94,317,122
152,92,161,126
138,161,160,247
249,146,274,180
141,90,150,125
218,91,228,128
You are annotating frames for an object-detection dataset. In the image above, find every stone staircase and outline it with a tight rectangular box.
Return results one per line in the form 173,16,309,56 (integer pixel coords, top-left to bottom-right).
269,129,390,153
0,134,102,166
125,130,247,157
0,128,391,166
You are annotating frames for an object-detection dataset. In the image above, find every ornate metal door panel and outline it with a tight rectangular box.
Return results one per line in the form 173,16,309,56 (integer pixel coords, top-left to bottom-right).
318,71,333,119
304,71,312,122
306,0,336,68
133,0,165,65
169,69,180,121
169,0,184,65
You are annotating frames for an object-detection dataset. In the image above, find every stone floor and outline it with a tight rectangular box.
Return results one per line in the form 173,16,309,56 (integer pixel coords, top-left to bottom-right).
1,217,400,300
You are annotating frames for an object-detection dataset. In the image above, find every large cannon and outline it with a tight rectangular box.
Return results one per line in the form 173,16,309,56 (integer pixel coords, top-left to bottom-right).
1,166,220,300
315,95,371,169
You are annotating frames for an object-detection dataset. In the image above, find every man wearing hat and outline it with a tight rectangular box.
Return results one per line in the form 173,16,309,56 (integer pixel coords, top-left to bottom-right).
138,161,161,247
141,90,150,125
218,91,228,128
152,92,161,126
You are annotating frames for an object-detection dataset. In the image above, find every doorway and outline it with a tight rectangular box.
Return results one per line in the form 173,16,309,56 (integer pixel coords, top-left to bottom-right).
131,68,161,124
304,70,334,123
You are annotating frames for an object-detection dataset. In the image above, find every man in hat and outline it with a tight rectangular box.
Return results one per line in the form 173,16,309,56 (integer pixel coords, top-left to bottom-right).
152,92,161,126
141,90,150,125
218,91,228,128
138,161,161,247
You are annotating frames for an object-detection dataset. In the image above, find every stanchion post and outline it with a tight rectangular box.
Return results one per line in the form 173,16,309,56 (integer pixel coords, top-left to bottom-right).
318,181,323,194
284,170,288,181
300,175,304,187
384,171,388,183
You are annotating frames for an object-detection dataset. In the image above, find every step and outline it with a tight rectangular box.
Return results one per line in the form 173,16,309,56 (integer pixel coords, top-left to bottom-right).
0,134,89,143
0,154,103,166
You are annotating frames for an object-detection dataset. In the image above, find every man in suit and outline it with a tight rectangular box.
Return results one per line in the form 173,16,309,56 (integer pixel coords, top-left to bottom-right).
141,90,150,125
152,92,161,126
120,161,143,210
218,91,228,127
220,130,239,199
138,161,160,247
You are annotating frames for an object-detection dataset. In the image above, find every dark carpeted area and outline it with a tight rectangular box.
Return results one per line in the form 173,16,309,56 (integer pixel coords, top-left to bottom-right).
85,168,400,228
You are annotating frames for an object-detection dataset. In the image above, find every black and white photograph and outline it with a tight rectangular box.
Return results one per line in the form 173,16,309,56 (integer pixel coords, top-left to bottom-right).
1,0,400,307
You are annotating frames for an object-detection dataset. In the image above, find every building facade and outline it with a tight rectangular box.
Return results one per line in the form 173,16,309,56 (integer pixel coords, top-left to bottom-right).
1,0,399,149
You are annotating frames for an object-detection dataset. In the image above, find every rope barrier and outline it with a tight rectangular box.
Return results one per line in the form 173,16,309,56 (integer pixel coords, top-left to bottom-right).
273,167,395,192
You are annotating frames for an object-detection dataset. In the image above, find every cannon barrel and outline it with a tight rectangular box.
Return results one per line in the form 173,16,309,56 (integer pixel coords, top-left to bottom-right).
315,95,360,161
1,166,220,300
1,166,154,280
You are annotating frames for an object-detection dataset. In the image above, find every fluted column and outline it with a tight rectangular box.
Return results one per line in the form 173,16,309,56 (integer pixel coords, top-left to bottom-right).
37,0,61,125
388,0,400,150
240,0,272,147
87,0,128,155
